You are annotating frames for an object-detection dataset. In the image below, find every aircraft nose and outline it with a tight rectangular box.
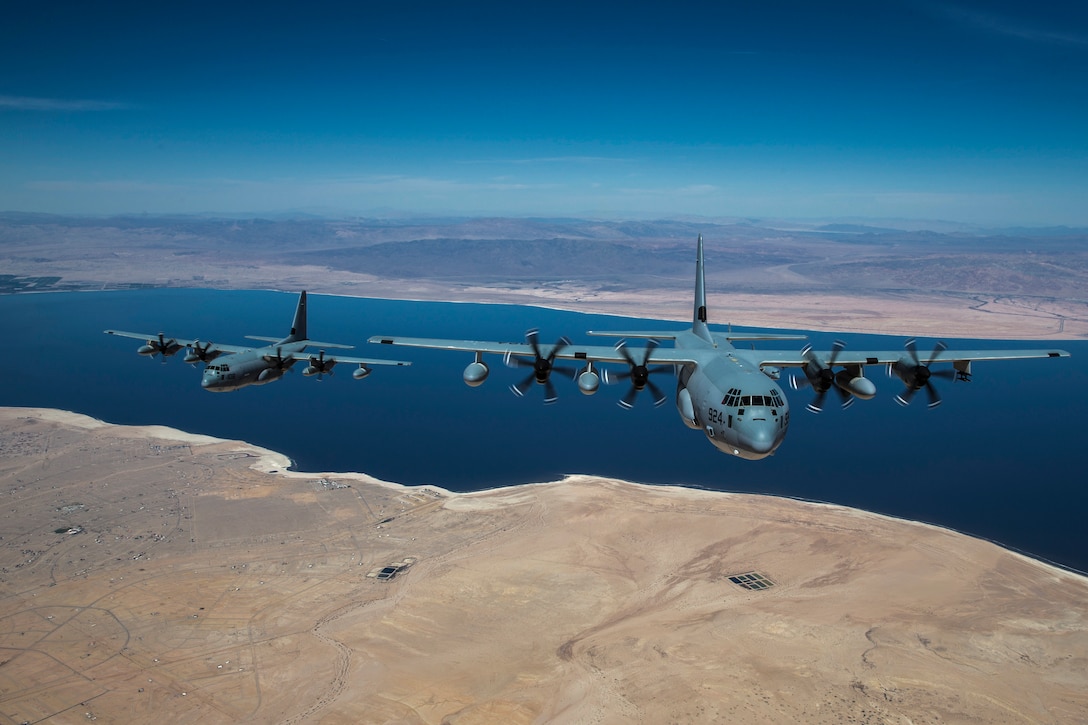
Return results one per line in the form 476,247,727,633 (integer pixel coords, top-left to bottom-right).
200,375,212,388
741,424,777,455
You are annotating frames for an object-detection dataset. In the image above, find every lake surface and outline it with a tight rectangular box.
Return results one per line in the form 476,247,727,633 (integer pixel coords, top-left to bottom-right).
2,289,1085,572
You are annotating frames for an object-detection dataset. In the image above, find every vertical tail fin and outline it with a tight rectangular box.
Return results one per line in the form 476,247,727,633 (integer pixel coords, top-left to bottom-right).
283,291,308,343
692,235,711,342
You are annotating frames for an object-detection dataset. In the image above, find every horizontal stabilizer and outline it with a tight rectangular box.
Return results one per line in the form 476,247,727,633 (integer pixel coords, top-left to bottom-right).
285,351,410,366
586,330,681,340
245,335,353,349
299,340,354,350
725,333,808,342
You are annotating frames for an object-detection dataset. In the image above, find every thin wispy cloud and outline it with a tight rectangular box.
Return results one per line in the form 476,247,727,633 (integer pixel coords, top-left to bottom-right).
0,95,133,111
459,156,634,166
936,5,1088,47
163,174,560,199
26,179,183,193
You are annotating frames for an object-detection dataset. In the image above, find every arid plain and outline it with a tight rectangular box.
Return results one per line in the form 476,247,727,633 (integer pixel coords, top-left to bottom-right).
3,214,1087,339
1,407,1085,724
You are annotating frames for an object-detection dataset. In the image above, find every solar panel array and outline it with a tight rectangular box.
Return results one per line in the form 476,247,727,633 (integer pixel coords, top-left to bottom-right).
727,572,775,591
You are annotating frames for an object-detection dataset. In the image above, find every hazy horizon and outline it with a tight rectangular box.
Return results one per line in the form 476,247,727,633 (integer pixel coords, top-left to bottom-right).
3,208,1087,236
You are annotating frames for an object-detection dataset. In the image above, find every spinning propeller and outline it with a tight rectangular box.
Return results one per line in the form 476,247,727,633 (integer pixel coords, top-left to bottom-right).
890,338,957,408
603,339,671,409
255,347,296,382
184,340,219,365
141,332,182,361
504,328,577,404
789,339,853,413
304,350,336,380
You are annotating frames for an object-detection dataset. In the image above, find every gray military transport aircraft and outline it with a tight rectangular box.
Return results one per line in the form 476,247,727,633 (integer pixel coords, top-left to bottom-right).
369,236,1070,460
106,291,410,391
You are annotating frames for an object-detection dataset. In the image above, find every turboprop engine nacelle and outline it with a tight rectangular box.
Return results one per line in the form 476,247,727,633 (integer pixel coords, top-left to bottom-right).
463,360,489,387
835,370,876,400
137,338,181,357
676,386,700,429
183,342,221,365
304,361,336,376
889,359,919,387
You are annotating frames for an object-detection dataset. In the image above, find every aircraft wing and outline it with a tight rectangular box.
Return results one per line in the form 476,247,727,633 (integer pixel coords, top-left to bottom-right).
748,346,1070,368
283,351,411,367
105,329,198,347
368,335,702,365
104,330,251,355
587,329,808,343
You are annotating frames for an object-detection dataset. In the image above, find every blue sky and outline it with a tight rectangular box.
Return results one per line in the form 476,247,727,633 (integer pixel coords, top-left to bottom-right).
2,1,1086,224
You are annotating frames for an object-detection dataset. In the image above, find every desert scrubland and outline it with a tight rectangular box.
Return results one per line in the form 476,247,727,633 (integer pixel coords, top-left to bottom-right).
3,214,1087,339
0,407,1085,724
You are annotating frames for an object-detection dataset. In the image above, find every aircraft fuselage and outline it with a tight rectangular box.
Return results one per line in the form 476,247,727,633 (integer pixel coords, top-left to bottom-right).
673,330,790,459
200,342,307,392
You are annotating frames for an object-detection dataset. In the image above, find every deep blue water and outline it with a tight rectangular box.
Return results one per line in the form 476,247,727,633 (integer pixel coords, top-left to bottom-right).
2,289,1085,573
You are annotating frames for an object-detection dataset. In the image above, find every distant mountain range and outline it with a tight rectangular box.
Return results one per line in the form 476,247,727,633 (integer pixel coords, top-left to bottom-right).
2,213,1086,302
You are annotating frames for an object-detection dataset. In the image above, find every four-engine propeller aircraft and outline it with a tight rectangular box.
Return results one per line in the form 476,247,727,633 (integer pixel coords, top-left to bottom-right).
369,236,1070,460
106,291,410,391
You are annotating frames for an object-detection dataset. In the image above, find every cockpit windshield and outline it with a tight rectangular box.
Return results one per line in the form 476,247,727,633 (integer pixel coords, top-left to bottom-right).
721,388,784,408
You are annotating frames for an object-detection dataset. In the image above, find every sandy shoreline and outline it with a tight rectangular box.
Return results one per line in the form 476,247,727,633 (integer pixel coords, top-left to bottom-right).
13,406,1084,580
10,280,1088,340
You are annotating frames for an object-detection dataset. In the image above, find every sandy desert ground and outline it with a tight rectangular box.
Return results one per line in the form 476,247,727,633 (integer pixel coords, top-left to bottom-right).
4,213,1087,340
19,249,1088,340
0,406,1085,724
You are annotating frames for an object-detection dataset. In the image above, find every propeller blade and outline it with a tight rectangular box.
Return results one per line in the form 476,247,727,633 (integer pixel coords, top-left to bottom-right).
615,340,636,367
610,340,670,408
544,379,559,405
896,338,953,408
505,353,535,369
604,369,632,384
510,372,536,397
797,340,851,412
546,335,572,363
526,328,542,359
641,338,660,364
646,379,668,408
828,339,845,366
507,329,575,403
806,389,828,413
905,337,920,366
834,385,854,409
552,364,579,381
895,386,917,407
924,381,943,408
